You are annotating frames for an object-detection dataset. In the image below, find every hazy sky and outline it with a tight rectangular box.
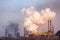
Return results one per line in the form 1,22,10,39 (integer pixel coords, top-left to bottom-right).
0,0,60,36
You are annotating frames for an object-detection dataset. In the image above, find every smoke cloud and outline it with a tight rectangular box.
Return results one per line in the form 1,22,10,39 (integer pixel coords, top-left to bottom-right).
21,6,56,32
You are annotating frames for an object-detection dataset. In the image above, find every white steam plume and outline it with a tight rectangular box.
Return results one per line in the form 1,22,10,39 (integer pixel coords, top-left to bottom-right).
21,6,56,32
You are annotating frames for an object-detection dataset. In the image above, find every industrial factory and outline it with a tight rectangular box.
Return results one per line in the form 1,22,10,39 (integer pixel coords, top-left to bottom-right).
22,6,56,36
0,6,59,40
0,0,60,40
0,6,60,40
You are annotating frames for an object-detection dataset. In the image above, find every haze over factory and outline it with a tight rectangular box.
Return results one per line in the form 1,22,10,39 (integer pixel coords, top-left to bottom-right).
0,0,60,37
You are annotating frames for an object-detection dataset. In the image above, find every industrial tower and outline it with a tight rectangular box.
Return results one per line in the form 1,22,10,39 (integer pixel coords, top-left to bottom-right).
5,28,8,37
15,24,20,37
48,20,54,33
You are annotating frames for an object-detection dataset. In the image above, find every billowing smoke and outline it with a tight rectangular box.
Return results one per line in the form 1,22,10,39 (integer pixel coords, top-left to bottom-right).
21,6,56,32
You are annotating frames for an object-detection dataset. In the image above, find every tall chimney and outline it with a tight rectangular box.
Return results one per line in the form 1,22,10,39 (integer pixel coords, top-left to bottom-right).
24,27,26,36
48,20,51,32
48,20,54,33
15,24,20,37
5,28,8,37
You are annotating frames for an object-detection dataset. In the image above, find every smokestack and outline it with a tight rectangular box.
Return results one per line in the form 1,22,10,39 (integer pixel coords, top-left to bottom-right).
48,20,54,33
48,20,51,32
15,24,18,33
48,20,52,32
24,27,29,37
5,28,8,37
15,24,20,37
50,20,52,32
24,27,27,36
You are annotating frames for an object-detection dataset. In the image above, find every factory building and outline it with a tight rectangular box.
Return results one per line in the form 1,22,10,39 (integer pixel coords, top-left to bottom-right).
5,23,20,38
24,20,55,36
